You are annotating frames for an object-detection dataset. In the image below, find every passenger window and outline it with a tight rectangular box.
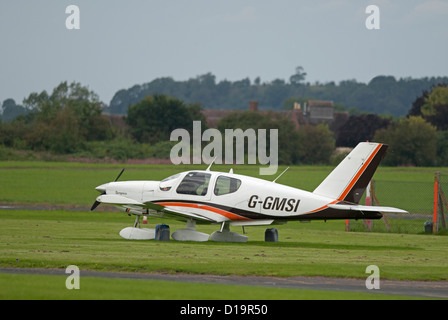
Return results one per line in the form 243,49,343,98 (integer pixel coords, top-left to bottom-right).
176,172,211,196
214,176,241,196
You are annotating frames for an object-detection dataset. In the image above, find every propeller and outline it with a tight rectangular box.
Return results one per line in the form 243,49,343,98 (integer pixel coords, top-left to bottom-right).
90,168,125,211
114,168,125,182
90,193,104,211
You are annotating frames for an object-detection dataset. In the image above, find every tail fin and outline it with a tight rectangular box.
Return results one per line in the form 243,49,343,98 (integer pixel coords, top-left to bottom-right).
313,142,388,204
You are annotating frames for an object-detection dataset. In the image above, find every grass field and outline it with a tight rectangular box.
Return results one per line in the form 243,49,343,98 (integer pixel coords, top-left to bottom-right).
1,161,447,299
0,273,421,300
1,210,447,280
0,161,444,208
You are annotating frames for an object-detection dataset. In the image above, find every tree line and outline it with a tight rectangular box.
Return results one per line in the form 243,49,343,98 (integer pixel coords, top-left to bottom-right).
107,69,448,117
1,81,448,167
0,82,113,155
337,84,448,166
0,81,334,165
126,94,335,165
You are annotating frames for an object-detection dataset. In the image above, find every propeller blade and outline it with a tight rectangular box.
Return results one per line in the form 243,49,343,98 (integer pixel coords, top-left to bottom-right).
91,191,105,211
90,200,101,211
114,168,125,182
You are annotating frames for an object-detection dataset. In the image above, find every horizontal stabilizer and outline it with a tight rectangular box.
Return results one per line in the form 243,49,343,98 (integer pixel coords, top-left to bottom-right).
328,204,408,214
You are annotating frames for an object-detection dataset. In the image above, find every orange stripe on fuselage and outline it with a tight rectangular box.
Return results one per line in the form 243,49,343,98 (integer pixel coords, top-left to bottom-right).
304,200,339,215
157,202,251,221
338,143,382,201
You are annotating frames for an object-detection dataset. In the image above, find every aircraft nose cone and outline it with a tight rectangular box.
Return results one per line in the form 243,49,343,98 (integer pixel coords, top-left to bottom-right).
95,183,109,193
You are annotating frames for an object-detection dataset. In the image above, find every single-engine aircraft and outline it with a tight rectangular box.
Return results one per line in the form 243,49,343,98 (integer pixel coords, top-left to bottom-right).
91,142,407,242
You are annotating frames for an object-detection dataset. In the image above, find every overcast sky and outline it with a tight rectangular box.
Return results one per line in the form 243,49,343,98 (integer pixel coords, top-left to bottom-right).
0,0,447,105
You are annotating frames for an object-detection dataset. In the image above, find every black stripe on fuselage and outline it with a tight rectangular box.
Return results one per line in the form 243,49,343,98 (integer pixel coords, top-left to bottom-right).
150,199,383,221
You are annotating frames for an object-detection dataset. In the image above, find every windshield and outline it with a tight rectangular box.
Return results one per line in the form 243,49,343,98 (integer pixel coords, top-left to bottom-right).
161,173,181,182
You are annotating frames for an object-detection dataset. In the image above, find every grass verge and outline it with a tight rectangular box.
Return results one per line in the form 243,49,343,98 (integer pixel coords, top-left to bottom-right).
1,210,447,281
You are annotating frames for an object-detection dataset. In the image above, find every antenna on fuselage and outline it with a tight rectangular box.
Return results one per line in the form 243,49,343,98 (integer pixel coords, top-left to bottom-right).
273,167,289,183
205,157,217,171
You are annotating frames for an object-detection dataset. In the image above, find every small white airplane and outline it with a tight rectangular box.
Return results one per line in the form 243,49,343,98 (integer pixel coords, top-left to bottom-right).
91,142,407,242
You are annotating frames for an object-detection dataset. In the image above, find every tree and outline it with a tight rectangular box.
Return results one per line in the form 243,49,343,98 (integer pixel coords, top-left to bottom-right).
27,82,113,142
421,86,448,130
263,79,290,108
45,107,81,154
408,84,448,130
126,94,194,144
1,99,29,122
217,111,300,164
295,124,335,165
2,81,114,153
336,114,390,147
436,131,448,166
187,102,208,130
408,89,429,117
289,66,307,85
374,116,437,166
216,111,335,165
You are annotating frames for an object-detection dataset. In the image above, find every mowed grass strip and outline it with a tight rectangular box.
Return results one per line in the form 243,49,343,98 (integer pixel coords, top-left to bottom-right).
0,162,310,206
1,210,447,281
0,273,422,300
0,161,444,211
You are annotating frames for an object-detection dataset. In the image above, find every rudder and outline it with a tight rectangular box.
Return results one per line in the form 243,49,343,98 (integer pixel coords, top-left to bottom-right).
313,142,388,204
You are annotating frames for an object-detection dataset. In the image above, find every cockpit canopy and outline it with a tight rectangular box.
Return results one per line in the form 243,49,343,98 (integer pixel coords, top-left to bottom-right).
159,171,242,197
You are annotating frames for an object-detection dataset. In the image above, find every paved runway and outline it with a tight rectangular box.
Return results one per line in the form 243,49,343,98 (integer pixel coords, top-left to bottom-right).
1,267,447,299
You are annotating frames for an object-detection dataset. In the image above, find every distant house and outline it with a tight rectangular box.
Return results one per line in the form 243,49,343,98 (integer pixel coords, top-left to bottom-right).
201,109,236,128
304,100,334,125
201,100,336,129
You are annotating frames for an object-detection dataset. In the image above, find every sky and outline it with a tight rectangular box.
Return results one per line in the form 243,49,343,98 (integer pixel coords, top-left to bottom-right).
0,0,447,106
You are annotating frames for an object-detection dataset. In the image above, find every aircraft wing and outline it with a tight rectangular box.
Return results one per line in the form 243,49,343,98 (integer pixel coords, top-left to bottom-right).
230,220,275,227
328,203,408,214
145,201,216,223
94,194,216,223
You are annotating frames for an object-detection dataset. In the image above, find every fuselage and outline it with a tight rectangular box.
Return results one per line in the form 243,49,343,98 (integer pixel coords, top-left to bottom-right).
91,142,405,242
96,170,350,223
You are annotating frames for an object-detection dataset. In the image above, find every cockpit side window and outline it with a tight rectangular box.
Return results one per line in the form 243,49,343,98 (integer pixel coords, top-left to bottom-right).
176,172,211,196
214,176,242,196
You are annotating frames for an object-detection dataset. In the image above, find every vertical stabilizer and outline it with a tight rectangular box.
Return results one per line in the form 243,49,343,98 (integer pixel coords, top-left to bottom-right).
313,142,388,204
